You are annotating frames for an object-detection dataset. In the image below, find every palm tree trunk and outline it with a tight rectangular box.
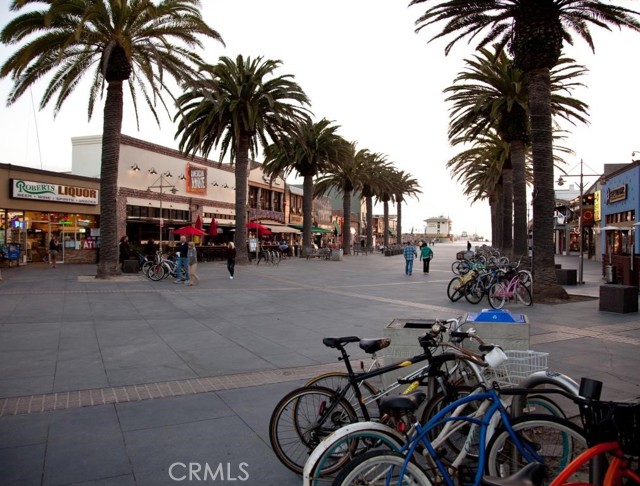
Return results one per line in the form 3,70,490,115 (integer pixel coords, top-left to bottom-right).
342,190,351,255
234,135,250,264
502,166,513,255
396,199,402,243
96,80,124,278
383,199,390,248
366,196,373,251
495,183,504,250
511,140,529,261
302,174,314,257
529,67,567,300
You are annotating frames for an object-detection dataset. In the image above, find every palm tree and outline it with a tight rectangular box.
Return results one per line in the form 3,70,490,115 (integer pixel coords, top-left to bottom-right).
263,119,344,257
376,166,400,249
359,152,393,251
174,55,310,264
1,0,223,278
393,170,422,242
445,47,588,259
410,0,633,299
314,141,364,255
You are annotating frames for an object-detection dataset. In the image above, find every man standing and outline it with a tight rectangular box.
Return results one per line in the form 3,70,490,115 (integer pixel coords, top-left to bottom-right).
420,242,434,274
174,235,190,284
403,241,417,276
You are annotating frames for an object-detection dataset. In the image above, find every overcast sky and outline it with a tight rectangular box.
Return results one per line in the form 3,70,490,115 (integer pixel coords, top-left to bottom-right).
1,0,639,240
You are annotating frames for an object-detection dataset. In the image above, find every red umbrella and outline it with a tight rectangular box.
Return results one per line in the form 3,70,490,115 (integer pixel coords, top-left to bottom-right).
194,215,203,231
246,222,272,236
173,225,207,236
208,218,218,236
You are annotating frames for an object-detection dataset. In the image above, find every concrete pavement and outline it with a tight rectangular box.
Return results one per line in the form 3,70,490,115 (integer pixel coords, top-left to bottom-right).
0,242,638,486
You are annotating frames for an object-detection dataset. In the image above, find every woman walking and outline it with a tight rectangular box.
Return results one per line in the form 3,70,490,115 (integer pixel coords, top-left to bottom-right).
187,242,199,286
226,242,236,279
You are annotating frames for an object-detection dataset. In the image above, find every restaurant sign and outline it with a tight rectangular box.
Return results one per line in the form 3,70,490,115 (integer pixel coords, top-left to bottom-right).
606,184,627,204
11,179,99,205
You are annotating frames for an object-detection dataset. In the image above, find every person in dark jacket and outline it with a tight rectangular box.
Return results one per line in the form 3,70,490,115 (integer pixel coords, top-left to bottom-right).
119,236,130,271
226,241,236,279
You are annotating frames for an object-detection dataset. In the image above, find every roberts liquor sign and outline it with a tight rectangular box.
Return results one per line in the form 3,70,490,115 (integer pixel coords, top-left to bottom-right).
11,179,99,205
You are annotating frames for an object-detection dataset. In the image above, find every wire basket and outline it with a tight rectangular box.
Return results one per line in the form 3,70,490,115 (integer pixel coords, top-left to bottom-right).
486,350,549,386
580,400,640,456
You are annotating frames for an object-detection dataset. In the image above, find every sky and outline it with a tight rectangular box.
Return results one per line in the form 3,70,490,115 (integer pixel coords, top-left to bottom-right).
1,0,640,240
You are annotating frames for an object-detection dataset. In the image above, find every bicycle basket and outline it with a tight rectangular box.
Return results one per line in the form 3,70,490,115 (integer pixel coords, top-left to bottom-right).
486,350,548,386
580,401,640,455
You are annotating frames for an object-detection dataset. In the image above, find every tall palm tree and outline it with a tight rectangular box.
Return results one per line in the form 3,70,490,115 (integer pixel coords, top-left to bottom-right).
376,166,400,249
411,0,632,298
1,0,223,278
393,170,422,242
262,119,344,257
359,152,393,251
445,47,588,259
314,140,363,255
174,55,310,264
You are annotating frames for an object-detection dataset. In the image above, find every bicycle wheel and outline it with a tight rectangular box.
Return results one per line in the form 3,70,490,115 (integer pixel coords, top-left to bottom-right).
447,277,465,302
269,386,358,474
464,279,485,304
518,270,533,288
306,426,404,484
141,260,154,277
147,263,165,281
515,282,533,306
488,282,507,309
305,372,381,420
451,261,463,275
333,450,432,486
485,414,588,483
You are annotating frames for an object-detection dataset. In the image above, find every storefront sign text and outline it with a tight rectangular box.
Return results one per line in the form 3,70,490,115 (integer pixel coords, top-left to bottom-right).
11,179,99,205
606,184,627,204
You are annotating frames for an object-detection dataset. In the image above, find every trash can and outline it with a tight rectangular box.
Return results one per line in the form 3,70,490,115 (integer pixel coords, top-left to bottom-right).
464,309,529,350
605,265,616,284
331,248,343,261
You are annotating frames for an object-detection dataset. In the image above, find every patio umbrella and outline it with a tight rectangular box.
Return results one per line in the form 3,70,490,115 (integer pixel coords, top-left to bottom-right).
194,215,203,231
246,222,272,236
208,218,218,237
173,225,207,236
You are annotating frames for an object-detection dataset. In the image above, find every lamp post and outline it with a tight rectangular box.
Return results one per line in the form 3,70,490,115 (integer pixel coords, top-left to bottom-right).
147,175,177,248
556,159,601,285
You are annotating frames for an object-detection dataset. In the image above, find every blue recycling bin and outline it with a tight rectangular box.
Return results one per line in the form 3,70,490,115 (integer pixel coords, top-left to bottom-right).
466,309,527,323
464,309,529,349
1,244,21,266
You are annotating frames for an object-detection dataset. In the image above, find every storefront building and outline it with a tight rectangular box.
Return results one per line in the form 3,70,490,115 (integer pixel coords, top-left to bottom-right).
0,164,100,264
600,160,639,285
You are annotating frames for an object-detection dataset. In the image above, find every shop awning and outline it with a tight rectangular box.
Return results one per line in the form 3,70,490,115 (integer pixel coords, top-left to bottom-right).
288,224,332,234
264,223,300,234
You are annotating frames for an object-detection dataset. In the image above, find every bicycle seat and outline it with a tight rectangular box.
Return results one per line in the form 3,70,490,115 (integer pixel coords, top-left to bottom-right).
379,391,427,413
359,338,391,354
481,462,546,486
322,336,360,349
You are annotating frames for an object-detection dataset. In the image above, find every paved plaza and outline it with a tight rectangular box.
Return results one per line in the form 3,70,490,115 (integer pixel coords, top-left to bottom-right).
0,242,639,486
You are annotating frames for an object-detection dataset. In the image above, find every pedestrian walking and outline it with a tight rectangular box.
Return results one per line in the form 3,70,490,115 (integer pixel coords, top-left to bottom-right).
403,241,417,276
420,243,434,274
226,241,236,279
187,241,199,286
467,240,472,251
118,235,131,271
174,235,190,284
49,236,59,268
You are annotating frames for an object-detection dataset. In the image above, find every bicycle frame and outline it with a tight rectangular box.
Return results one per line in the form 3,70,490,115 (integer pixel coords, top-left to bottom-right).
549,441,640,486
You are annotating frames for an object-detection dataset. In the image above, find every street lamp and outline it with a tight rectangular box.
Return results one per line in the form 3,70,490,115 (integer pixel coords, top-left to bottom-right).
147,175,177,247
556,159,601,285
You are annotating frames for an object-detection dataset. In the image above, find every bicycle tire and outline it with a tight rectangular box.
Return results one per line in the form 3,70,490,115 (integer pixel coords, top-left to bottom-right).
141,260,154,277
269,385,358,474
515,282,533,306
451,261,463,275
305,372,381,420
147,263,165,281
488,282,507,309
306,426,404,484
447,277,465,302
333,449,432,486
485,414,588,482
518,270,533,288
464,279,485,304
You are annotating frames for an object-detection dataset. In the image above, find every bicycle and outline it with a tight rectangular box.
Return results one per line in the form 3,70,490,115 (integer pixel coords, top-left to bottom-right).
333,384,587,486
270,320,496,474
488,271,533,309
482,377,640,486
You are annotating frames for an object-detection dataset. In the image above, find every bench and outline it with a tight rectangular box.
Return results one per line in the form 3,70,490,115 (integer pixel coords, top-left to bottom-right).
306,248,331,260
599,284,639,313
352,247,368,256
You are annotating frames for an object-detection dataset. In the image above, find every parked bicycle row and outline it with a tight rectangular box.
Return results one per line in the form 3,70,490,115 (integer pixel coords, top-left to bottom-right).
448,249,533,309
267,318,639,485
